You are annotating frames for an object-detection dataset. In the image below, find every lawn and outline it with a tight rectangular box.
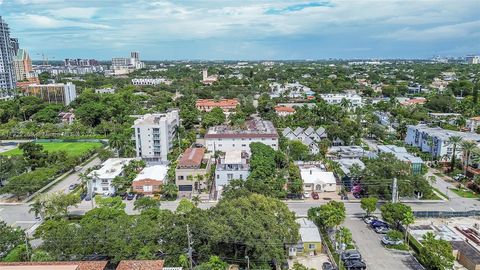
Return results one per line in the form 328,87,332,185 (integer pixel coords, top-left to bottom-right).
0,142,103,157
449,188,480,199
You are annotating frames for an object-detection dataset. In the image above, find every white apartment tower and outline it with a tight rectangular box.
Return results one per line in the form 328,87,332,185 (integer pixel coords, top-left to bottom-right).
0,16,16,96
132,110,180,162
202,69,208,81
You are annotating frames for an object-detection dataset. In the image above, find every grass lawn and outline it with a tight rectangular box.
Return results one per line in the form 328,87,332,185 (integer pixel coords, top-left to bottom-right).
0,142,102,157
449,188,480,199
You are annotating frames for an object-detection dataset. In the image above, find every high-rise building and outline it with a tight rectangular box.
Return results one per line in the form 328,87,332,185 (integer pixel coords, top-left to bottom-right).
111,51,145,72
10,38,19,56
131,51,139,60
23,83,77,106
466,55,480,64
132,110,179,162
13,49,33,81
0,16,16,95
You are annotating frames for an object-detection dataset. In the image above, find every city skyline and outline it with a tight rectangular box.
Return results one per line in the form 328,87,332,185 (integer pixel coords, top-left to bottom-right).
1,0,480,60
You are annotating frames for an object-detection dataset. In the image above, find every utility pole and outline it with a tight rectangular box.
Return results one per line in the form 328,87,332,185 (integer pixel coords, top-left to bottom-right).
392,177,398,203
187,225,193,270
245,256,250,270
24,232,30,261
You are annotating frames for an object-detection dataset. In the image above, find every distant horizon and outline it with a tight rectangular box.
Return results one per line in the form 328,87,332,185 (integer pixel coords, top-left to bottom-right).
3,0,479,60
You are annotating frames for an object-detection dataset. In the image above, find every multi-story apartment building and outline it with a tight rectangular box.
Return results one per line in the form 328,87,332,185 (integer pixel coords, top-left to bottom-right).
88,158,134,196
111,52,145,71
0,17,16,96
131,78,172,86
204,120,279,154
64,58,99,66
175,147,212,198
13,49,33,81
466,55,480,64
195,99,239,112
319,93,362,108
375,145,423,175
132,110,179,162
405,125,480,160
23,83,77,106
215,151,250,190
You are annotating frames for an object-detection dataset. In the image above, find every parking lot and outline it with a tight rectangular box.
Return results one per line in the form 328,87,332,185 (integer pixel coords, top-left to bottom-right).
343,217,424,270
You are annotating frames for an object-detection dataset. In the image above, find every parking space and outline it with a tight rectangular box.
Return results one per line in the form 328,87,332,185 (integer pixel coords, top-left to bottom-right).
343,217,424,270
288,254,331,269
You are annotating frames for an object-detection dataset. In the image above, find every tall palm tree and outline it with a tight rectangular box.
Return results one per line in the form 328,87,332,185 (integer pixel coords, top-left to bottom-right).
108,133,123,157
461,140,478,175
447,136,463,171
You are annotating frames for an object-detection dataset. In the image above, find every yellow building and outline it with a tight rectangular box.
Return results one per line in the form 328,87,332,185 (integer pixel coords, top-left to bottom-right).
289,218,323,257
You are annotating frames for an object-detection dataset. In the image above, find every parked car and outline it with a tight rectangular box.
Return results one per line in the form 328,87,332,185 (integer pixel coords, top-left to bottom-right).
118,192,127,200
341,250,362,262
363,215,378,224
68,183,79,190
370,220,389,228
344,259,366,270
374,226,390,234
382,235,404,246
126,193,135,200
136,193,145,199
322,262,335,270
304,192,311,199
453,174,466,181
80,193,87,200
352,193,361,199
341,194,349,200
286,193,303,200
85,193,96,201
312,192,320,200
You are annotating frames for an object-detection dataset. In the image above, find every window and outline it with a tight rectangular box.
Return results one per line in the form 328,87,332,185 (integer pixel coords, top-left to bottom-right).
178,176,184,180
102,187,109,191
227,174,234,180
242,144,246,147
308,244,316,250
232,144,235,147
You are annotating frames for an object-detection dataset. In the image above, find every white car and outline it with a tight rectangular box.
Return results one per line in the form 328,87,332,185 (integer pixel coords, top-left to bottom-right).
374,226,390,234
303,192,311,199
382,236,404,246
363,216,378,224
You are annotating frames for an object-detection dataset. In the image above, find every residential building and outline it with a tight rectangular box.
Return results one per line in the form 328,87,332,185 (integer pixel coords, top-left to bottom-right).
64,58,99,66
400,97,427,106
282,127,327,155
375,145,423,174
466,116,480,133
15,76,39,90
289,218,322,257
132,78,172,86
299,165,337,193
58,110,75,124
274,105,296,116
269,82,315,99
95,88,115,94
205,120,279,154
328,146,370,159
88,158,134,196
195,99,239,112
13,49,33,81
405,124,480,160
201,69,218,85
215,151,250,190
319,93,362,108
466,55,480,64
111,51,145,73
175,147,212,198
10,37,18,55
0,16,16,95
23,83,77,106
132,110,179,162
132,165,168,195
116,260,164,270
336,158,365,191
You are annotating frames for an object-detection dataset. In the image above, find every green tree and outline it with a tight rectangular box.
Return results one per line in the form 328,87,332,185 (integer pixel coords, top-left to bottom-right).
287,140,310,161
447,136,462,171
419,232,455,270
134,196,160,211
292,262,315,270
335,226,353,248
402,210,415,244
202,107,226,128
31,249,55,262
360,197,378,217
3,244,29,262
380,202,412,229
196,255,228,270
0,221,24,260
460,140,477,175
308,201,346,229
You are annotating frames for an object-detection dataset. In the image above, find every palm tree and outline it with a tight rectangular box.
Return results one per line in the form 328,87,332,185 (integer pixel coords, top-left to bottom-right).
191,195,201,207
108,133,123,157
29,198,44,219
460,140,477,175
447,136,463,172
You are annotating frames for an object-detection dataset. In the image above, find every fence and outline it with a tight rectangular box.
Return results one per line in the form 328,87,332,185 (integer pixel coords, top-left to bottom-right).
413,210,480,218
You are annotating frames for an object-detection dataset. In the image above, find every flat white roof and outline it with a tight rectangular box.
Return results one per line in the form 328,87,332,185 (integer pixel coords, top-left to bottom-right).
224,150,242,164
300,167,336,185
88,158,134,179
296,218,322,243
133,165,168,182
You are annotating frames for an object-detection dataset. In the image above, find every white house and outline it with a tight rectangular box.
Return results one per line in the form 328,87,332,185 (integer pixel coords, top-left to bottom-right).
269,82,315,98
132,110,180,162
319,93,362,108
215,151,250,190
467,116,480,133
88,158,134,196
131,164,168,195
300,166,337,193
205,120,278,154
282,127,327,155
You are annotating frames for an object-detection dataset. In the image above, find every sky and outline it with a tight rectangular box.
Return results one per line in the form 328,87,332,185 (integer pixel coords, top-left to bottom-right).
1,0,479,60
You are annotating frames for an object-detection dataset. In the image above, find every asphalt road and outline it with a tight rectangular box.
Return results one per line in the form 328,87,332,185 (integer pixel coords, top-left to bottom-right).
344,216,424,270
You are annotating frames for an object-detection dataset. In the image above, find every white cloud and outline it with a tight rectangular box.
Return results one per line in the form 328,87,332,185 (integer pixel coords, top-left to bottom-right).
10,14,110,29
49,7,98,19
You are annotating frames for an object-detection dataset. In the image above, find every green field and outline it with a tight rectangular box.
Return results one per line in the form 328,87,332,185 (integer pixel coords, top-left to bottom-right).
449,188,480,199
0,142,103,157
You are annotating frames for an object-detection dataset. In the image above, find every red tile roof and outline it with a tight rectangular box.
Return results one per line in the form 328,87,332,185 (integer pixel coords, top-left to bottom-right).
400,98,426,106
0,261,108,270
274,106,296,113
116,260,164,270
177,148,205,168
196,99,239,109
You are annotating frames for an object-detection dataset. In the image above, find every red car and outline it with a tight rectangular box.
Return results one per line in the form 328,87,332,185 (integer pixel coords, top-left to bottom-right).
312,192,319,200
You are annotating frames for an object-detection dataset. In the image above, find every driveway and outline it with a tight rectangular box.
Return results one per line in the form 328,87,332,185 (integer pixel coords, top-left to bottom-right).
343,216,424,270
